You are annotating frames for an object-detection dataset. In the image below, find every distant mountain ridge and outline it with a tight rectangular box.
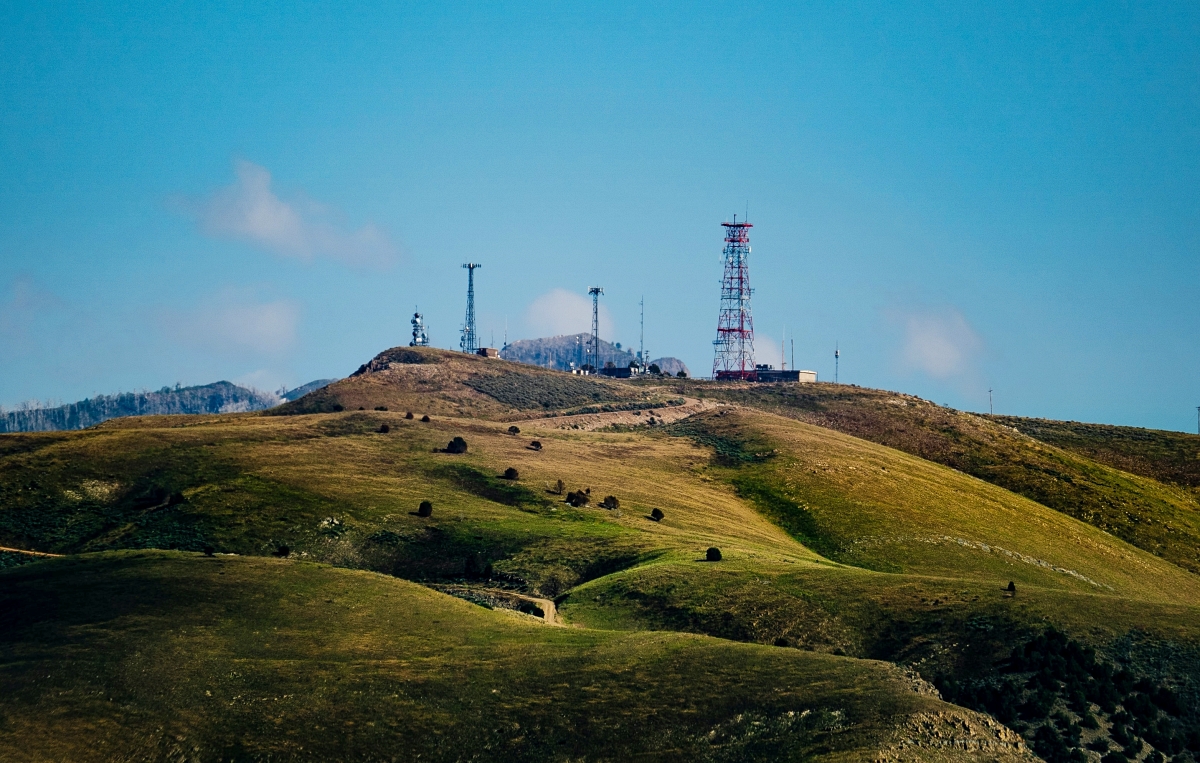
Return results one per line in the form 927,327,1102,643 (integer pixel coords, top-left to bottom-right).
499,333,688,376
0,379,335,433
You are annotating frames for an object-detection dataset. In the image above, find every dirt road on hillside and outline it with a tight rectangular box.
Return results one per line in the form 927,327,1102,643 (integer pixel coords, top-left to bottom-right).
522,397,720,432
0,546,61,558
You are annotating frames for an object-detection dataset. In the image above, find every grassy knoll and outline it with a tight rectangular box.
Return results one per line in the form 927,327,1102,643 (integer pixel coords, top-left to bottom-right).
0,551,1029,763
272,346,656,420
990,414,1200,490
691,381,1200,575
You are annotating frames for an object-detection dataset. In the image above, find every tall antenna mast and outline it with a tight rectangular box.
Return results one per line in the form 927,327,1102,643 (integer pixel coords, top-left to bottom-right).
460,263,481,353
1196,406,1199,435
989,388,994,415
639,296,645,368
791,337,794,372
835,342,840,384
712,214,756,379
588,287,604,370
781,330,786,371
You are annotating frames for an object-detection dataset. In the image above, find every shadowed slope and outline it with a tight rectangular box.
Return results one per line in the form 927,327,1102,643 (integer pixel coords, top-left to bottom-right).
0,551,1032,763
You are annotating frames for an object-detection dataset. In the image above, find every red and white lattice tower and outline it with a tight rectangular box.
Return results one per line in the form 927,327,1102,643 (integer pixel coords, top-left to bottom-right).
712,216,756,380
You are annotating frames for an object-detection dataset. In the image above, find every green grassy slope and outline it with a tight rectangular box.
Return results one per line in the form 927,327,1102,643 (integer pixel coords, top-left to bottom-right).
990,414,1200,490
6,363,1200,761
0,551,1029,763
694,382,1200,575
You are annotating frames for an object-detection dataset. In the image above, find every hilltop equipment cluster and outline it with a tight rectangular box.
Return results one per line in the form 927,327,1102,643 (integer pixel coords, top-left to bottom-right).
410,219,820,383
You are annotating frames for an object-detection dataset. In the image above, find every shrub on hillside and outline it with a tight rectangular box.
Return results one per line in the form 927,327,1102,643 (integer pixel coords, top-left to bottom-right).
417,500,433,518
405,411,414,419
648,364,661,374
446,437,468,454
378,424,390,433
553,479,564,495
202,545,215,557
503,467,519,480
676,370,687,378
529,440,542,451
420,414,430,422
706,547,722,562
508,425,520,435
599,495,619,510
375,406,388,411
650,508,664,521
565,491,590,507
273,544,291,558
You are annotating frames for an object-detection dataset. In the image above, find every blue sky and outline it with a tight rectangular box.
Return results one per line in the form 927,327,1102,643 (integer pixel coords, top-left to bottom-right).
1,1,1197,431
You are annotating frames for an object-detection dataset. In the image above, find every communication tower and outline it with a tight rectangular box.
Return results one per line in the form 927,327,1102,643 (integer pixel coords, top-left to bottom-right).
712,216,755,379
587,287,604,370
460,263,481,353
835,343,840,384
410,308,429,347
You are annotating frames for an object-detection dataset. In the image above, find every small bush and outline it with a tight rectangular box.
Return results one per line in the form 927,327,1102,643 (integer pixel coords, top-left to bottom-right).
405,411,414,419
529,440,542,451
446,436,468,454
1007,581,1016,593
599,495,620,510
503,467,519,480
676,370,687,378
774,637,790,647
332,404,344,412
554,479,564,495
420,414,431,422
273,545,291,558
566,491,590,507
202,545,215,557
417,500,433,517
648,364,661,374
508,425,520,435
650,508,664,521
706,547,722,562
375,406,388,411
378,424,390,433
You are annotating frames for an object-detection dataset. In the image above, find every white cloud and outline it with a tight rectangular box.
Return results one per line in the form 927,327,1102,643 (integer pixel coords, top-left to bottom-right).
0,277,61,344
180,160,398,268
895,307,982,379
523,288,615,339
162,290,300,357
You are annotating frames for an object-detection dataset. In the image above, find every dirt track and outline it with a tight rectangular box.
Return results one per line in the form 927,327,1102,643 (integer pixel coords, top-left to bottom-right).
522,397,720,432
0,546,61,558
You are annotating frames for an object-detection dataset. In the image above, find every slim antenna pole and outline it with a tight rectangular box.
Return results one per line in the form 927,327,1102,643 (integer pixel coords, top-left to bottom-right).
835,343,840,384
1196,406,1199,435
588,287,604,371
639,296,645,367
791,337,794,372
989,388,994,415
782,330,786,371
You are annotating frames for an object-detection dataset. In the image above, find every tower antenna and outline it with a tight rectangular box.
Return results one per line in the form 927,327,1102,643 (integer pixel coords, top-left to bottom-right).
460,263,481,353
989,388,994,415
639,296,645,370
712,216,755,379
588,287,604,371
791,336,794,372
835,342,840,384
410,306,429,347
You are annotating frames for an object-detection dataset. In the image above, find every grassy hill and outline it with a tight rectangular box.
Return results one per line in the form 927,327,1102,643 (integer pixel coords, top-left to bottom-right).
3,347,1200,761
0,551,1030,763
694,382,1200,575
990,414,1200,490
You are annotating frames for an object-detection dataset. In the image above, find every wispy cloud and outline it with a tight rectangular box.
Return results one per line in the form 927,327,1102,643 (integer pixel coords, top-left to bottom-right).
178,160,398,268
161,289,301,357
0,277,63,349
523,288,615,339
893,306,983,379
